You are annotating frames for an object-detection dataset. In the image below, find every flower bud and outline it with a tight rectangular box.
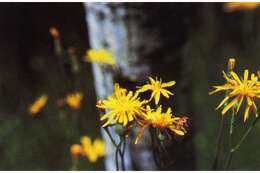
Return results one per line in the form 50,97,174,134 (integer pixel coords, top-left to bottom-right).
228,58,236,71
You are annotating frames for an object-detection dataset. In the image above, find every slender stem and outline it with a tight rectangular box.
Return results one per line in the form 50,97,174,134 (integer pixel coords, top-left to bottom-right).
104,127,117,147
212,115,224,170
224,108,235,170
120,138,126,171
115,146,120,171
231,116,260,152
70,157,79,171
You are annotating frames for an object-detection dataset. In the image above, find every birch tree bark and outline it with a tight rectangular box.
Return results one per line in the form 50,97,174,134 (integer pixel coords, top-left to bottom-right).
84,2,195,170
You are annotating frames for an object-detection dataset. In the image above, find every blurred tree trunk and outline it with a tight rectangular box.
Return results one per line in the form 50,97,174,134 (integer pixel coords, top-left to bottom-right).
85,2,195,170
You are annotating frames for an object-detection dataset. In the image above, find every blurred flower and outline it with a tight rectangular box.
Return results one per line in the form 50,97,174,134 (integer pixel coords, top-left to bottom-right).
97,83,147,127
85,49,116,65
135,106,188,144
29,95,48,115
56,98,65,108
137,77,176,105
70,144,82,158
49,26,60,39
80,136,105,163
68,47,77,57
66,92,83,110
224,2,260,12
209,70,260,121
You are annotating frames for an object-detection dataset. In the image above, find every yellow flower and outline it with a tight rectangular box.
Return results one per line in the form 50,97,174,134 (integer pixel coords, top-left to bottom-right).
66,92,83,110
210,70,260,121
224,2,260,12
85,49,116,65
80,136,105,163
70,144,82,158
97,83,147,127
137,77,176,105
134,106,188,144
29,95,48,115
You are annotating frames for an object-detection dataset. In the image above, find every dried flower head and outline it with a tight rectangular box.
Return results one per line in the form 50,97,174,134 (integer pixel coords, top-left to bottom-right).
134,106,188,144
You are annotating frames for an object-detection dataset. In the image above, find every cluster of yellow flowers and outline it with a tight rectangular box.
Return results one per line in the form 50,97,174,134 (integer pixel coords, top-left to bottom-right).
210,59,260,121
70,136,105,163
96,77,189,144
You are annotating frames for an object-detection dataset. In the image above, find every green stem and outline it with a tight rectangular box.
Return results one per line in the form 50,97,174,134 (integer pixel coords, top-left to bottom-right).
70,157,79,171
231,116,260,153
104,127,117,147
120,139,126,171
115,146,120,171
212,115,224,170
224,108,235,170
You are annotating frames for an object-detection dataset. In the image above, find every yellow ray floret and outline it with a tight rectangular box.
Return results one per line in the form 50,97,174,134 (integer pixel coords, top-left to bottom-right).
210,69,260,121
134,106,188,144
97,83,147,127
29,95,48,115
85,49,116,65
66,92,83,110
137,77,176,105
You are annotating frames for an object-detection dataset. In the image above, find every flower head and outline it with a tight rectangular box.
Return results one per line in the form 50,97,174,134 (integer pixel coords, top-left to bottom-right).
224,2,260,12
49,27,60,39
97,83,147,127
85,49,116,65
29,95,48,115
137,77,176,105
66,92,83,110
70,144,82,158
210,69,260,121
134,106,188,144
80,136,105,163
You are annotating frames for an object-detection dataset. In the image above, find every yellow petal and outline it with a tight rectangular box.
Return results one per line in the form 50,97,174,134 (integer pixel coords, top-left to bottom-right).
230,71,242,85
155,92,160,105
216,95,230,109
244,105,250,122
134,125,147,144
222,97,238,115
162,80,176,87
236,96,244,113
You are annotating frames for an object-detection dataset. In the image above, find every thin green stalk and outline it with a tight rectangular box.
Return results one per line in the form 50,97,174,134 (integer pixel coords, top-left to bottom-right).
224,108,235,170
224,111,259,170
120,138,126,171
104,127,117,147
231,116,260,153
70,157,79,171
115,146,120,171
212,115,224,170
